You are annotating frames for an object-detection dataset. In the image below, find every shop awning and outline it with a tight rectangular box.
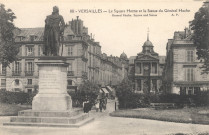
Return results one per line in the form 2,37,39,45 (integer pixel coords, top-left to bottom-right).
106,86,114,92
101,88,109,94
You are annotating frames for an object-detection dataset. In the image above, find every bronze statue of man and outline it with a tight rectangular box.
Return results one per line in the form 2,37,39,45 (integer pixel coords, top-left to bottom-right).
43,6,65,56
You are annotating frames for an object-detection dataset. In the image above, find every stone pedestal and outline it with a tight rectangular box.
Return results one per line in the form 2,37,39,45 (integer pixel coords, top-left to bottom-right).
3,57,94,128
32,57,72,111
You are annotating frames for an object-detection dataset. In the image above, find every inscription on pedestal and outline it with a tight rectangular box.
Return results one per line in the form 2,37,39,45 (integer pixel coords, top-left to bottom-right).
40,72,60,89
32,59,71,111
39,69,67,94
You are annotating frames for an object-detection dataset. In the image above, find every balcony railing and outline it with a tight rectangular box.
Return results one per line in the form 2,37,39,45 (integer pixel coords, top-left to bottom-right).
67,71,74,76
12,71,21,76
25,71,34,76
82,71,88,79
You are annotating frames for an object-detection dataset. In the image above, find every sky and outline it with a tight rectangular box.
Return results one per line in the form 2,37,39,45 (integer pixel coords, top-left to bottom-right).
0,0,204,58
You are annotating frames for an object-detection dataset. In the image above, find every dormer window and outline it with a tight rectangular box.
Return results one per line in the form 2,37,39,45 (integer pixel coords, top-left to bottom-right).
30,35,36,42
68,35,74,40
18,36,25,41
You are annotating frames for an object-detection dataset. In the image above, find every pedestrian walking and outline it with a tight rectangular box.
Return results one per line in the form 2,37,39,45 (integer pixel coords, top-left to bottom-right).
95,100,99,112
83,100,90,113
99,99,103,112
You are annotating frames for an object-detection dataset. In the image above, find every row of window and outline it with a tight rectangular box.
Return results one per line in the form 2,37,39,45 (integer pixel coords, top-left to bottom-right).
180,87,200,95
2,61,117,78
88,45,101,55
1,78,74,87
19,46,77,56
135,63,158,74
136,79,157,91
1,78,32,86
13,62,34,69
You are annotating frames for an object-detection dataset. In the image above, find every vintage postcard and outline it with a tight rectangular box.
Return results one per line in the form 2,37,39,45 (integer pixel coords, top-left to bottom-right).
0,0,209,135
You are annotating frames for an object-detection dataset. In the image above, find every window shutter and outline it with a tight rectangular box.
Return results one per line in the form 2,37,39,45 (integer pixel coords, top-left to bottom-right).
12,62,14,72
32,47,35,56
40,45,43,56
184,68,186,81
32,62,34,71
25,62,27,72
19,46,22,56
19,62,22,72
186,51,189,62
25,47,27,56
189,51,191,62
68,46,70,56
38,46,40,56
192,68,194,81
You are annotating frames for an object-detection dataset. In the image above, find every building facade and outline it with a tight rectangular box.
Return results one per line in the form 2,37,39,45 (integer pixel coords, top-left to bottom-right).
0,17,128,93
129,35,165,93
163,27,209,95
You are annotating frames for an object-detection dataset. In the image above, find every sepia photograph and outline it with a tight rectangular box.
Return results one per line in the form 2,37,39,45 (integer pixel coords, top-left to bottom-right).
0,0,209,134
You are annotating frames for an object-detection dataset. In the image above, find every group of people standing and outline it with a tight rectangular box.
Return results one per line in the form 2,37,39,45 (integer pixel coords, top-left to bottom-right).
95,97,107,112
83,97,108,113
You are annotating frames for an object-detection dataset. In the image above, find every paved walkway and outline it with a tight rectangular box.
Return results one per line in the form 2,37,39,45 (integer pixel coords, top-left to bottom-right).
0,100,209,135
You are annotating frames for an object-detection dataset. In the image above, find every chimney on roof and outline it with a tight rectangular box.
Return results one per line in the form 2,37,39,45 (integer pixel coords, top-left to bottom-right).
70,16,83,35
174,32,180,40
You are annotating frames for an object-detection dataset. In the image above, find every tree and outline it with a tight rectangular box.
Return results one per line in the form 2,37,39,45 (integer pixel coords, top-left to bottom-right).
0,4,18,67
116,78,135,108
128,66,135,82
76,80,100,106
190,1,209,73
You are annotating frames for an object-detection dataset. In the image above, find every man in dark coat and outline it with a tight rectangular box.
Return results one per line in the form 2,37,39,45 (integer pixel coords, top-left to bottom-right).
43,6,65,56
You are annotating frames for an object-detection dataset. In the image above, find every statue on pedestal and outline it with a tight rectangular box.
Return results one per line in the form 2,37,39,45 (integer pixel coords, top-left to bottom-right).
43,6,65,56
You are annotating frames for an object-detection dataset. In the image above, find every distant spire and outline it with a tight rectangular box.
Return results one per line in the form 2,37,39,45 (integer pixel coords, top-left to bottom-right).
147,27,149,41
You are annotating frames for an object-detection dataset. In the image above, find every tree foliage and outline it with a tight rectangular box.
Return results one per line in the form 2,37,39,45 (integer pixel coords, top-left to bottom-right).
128,66,135,82
0,4,18,67
190,2,209,73
77,80,100,106
116,78,135,108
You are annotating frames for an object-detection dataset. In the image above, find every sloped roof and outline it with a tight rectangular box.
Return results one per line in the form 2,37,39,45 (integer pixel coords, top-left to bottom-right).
16,27,44,41
63,25,75,36
15,26,75,42
184,34,193,40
